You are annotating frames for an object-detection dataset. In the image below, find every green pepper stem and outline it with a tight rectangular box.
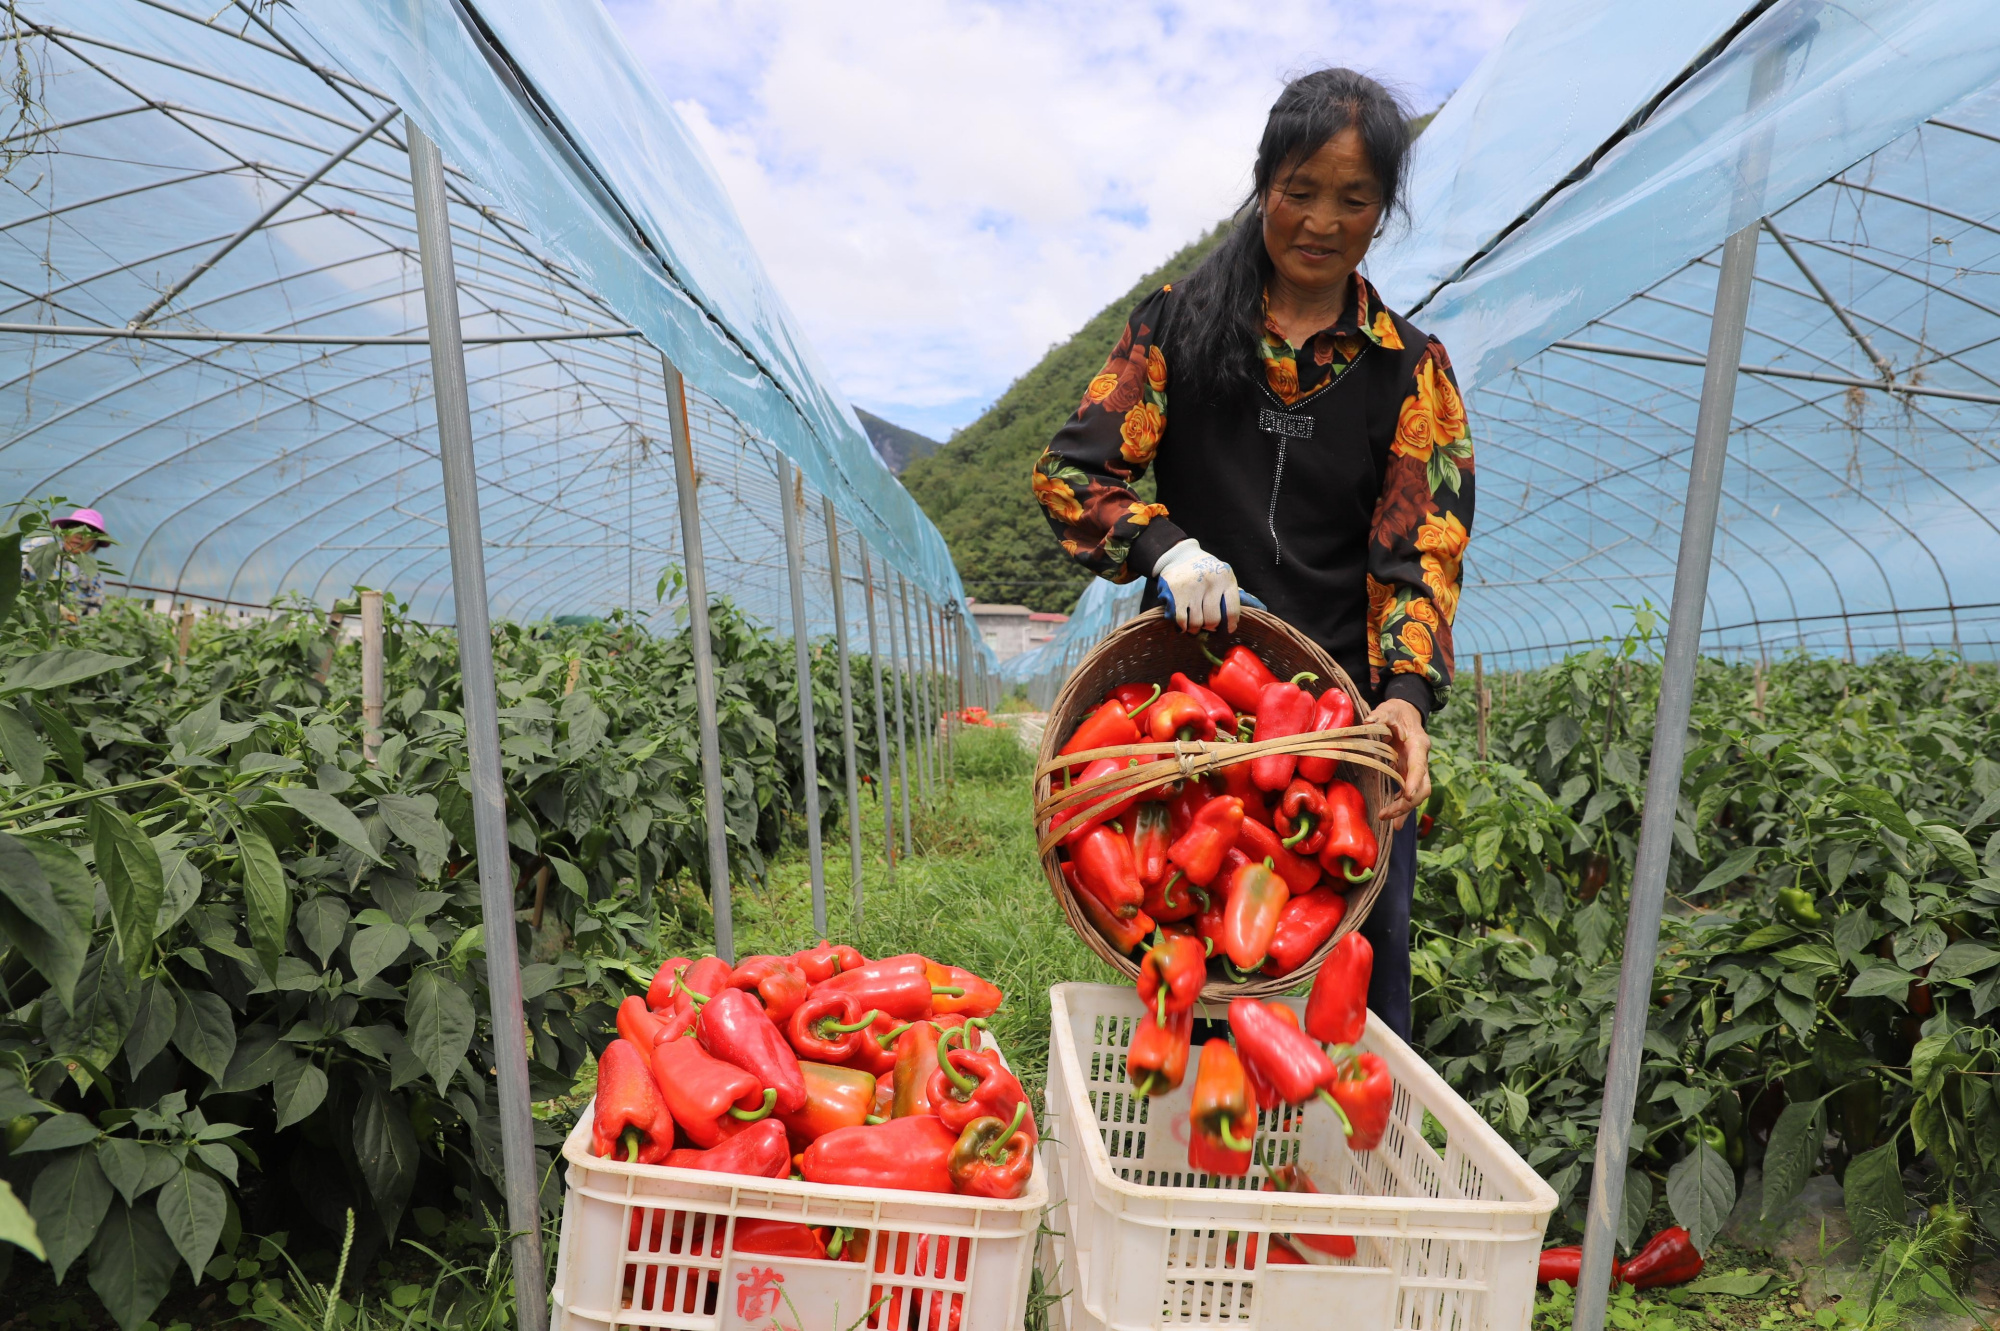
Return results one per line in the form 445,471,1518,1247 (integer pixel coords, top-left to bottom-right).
827,1226,853,1258
1187,882,1210,912
1317,1087,1355,1136
939,1035,979,1097
621,1127,642,1163
1342,858,1373,883
1132,1070,1159,1098
1217,1117,1254,1152
876,1021,916,1050
820,1008,882,1035
863,1115,886,1126
1282,818,1314,849
728,1088,778,1121
982,1103,1031,1162
931,985,965,998
1124,684,1162,719
1200,638,1224,666
1289,671,1319,686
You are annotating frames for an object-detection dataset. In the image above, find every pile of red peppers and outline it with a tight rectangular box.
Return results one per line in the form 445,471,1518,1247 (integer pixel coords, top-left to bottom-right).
1054,644,1378,983
590,942,1036,1208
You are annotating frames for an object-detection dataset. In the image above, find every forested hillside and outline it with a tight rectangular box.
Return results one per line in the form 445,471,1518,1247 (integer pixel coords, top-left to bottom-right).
902,223,1229,611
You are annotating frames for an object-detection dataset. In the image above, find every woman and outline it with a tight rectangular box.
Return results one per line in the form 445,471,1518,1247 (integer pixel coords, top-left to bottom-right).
1031,68,1474,1040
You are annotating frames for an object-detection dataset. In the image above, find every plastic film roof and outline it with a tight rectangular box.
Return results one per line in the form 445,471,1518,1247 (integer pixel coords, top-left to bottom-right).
1,0,981,651
1019,0,2000,688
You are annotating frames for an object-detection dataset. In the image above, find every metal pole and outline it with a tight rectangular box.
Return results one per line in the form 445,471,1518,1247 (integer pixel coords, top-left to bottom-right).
405,121,546,1331
1572,219,1759,1330
888,570,914,857
361,589,384,765
823,497,865,921
899,576,927,807
858,540,895,882
777,455,827,936
662,357,734,962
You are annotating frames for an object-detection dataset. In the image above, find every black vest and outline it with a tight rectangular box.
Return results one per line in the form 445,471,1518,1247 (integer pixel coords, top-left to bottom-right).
1144,314,1428,701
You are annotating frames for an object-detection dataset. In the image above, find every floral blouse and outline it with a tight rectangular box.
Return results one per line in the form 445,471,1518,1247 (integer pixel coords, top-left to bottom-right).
1032,271,1475,704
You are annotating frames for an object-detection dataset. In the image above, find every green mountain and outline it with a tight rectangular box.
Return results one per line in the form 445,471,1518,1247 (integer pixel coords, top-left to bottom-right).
855,408,940,474
902,223,1231,612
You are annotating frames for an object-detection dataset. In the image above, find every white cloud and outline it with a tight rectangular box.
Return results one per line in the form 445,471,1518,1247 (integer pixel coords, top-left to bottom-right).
603,0,1528,438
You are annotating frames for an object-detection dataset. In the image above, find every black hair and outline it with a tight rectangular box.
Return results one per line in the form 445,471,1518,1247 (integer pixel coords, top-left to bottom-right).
1170,68,1413,402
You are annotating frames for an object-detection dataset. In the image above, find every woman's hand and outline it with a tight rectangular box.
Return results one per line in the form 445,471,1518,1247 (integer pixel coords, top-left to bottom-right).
1373,698,1431,830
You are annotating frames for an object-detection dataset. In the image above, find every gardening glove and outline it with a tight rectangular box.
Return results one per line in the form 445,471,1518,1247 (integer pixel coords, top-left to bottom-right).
1154,539,1240,634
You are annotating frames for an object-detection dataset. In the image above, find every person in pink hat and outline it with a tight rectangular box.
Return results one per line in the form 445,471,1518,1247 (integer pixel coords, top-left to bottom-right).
22,507,113,620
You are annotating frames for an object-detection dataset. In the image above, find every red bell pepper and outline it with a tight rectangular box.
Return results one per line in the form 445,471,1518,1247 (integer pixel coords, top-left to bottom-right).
890,1019,944,1118
1170,671,1237,732
778,1061,877,1151
1250,672,1319,791
1221,856,1288,971
1167,794,1244,888
1188,1039,1255,1176
1059,698,1141,770
928,963,1002,1019
1127,1004,1193,1097
928,1035,1033,1138
1073,822,1144,917
697,987,807,1116
727,954,810,1024
734,1217,828,1260
617,994,678,1050
1318,780,1379,883
1263,888,1347,977
649,1036,770,1148
1143,870,1205,923
1273,780,1329,855
646,955,692,1011
838,1009,905,1077
1295,689,1358,784
818,953,952,1021
1241,1001,1300,1110
1262,1164,1357,1259
1067,862,1155,953
792,939,867,984
661,1118,790,1178
787,990,883,1063
1305,931,1372,1046
1537,1246,1623,1289
1146,691,1217,743
1204,645,1278,715
1058,755,1149,845
948,1103,1034,1199
1329,1051,1392,1150
590,1038,675,1164
1218,755,1268,814
1138,931,1206,1025
1237,810,1323,894
1194,858,1239,958
801,1114,958,1193
1620,1226,1703,1289
1167,779,1216,839
1109,682,1160,715
1129,802,1172,887
1229,998,1340,1109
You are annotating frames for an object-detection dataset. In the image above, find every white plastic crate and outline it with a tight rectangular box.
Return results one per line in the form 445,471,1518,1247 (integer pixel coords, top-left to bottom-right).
552,1044,1047,1331
1039,982,1555,1331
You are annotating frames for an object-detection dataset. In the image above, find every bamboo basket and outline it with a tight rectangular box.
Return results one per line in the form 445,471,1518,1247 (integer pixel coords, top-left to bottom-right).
1034,606,1398,999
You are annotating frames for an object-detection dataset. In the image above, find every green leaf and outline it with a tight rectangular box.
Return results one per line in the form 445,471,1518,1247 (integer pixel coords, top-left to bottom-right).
30,1147,112,1279
547,854,589,897
1620,1167,1654,1254
376,793,450,876
1919,823,1980,879
1846,963,1918,1000
43,949,136,1074
0,1178,43,1260
17,1112,100,1153
153,847,201,936
1761,1098,1827,1220
1665,1142,1735,1253
407,967,475,1094
1910,1032,1954,1094
273,786,382,863
33,702,88,784
271,1058,328,1130
1772,944,1841,976
0,700,46,785
1932,942,2000,984
0,528,21,626
154,1166,225,1281
1832,906,1876,966
0,650,137,697
234,821,290,981
215,1029,287,1093
351,1075,419,1238
349,922,411,985
1737,923,1797,951
1706,1022,1776,1058
1844,1141,1907,1252
1684,1271,1778,1297
96,1139,171,1208
90,803,163,978
295,895,350,968
87,1197,179,1331
0,832,89,1010
1693,846,1761,897
171,989,237,1082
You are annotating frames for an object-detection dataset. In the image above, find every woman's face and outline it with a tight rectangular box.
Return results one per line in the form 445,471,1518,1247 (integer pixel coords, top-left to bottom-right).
1261,127,1384,301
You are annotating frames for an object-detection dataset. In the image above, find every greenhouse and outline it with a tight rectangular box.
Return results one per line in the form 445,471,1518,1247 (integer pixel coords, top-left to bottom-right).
2,2,1999,1331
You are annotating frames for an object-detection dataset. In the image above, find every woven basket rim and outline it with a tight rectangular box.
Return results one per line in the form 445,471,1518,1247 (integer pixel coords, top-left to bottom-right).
1035,606,1397,1000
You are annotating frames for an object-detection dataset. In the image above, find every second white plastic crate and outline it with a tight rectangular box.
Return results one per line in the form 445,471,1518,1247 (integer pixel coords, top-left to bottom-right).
1039,982,1556,1331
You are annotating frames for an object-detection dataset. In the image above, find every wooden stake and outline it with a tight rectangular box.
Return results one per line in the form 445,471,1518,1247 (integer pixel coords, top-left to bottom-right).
1474,653,1489,761
175,604,195,664
1753,656,1766,721
563,656,583,696
360,590,384,764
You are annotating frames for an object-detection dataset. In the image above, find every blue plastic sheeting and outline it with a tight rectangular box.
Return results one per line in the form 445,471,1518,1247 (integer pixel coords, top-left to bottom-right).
1020,0,2000,686
0,0,983,659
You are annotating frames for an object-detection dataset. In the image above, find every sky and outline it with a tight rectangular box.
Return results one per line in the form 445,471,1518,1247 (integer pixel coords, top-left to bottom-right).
602,0,1530,440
